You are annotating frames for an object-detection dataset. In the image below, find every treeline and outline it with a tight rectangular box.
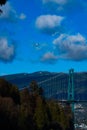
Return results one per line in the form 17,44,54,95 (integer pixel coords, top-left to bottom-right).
0,78,74,130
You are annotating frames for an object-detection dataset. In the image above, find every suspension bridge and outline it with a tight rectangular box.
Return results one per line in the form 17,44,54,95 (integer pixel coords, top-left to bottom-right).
20,68,87,109
37,69,87,130
20,69,87,129
37,69,87,104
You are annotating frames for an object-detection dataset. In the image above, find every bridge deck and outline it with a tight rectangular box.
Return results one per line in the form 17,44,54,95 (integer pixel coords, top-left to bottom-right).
57,100,87,103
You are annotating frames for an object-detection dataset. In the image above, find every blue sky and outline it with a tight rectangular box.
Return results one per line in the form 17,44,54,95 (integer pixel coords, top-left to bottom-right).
0,0,87,75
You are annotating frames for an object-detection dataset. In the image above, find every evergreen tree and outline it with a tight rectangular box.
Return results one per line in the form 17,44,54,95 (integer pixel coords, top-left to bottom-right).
0,97,18,130
48,100,63,129
0,78,20,104
18,104,34,130
34,96,49,130
29,80,39,94
20,88,30,104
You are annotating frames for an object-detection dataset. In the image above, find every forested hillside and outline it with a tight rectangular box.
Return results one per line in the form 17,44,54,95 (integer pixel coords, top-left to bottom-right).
0,78,74,130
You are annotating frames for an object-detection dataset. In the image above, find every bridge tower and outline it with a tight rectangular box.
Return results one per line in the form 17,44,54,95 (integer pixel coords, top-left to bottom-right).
68,69,74,112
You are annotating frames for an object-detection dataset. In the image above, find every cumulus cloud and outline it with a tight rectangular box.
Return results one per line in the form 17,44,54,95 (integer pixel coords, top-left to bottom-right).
53,33,87,61
36,15,64,34
0,37,15,62
0,2,26,22
41,52,58,64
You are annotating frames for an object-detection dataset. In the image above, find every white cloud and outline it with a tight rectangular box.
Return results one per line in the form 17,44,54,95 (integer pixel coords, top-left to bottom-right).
42,0,86,13
53,33,87,61
0,37,15,62
43,0,68,5
36,15,64,34
19,13,26,20
41,52,58,63
0,2,26,22
36,15,64,28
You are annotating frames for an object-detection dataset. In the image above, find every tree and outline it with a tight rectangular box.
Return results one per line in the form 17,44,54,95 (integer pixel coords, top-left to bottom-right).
29,80,39,94
34,96,49,130
0,0,7,14
0,0,7,5
19,88,35,130
48,100,62,125
18,104,34,130
0,97,18,130
0,78,11,97
38,87,44,97
29,80,44,97
20,88,30,104
0,78,20,104
9,84,20,104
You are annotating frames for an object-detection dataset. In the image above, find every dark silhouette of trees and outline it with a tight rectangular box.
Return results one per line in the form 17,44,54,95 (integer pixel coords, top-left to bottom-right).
30,80,39,94
0,78,20,104
20,88,30,104
0,78,74,130
0,0,7,5
34,96,50,130
0,97,19,130
29,80,44,98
